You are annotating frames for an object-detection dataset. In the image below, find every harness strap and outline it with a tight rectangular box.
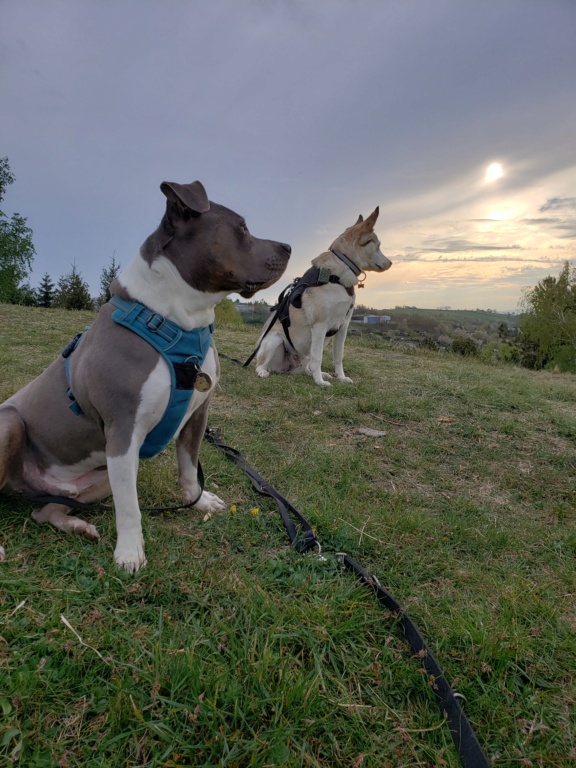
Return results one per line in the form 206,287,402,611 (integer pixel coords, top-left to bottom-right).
204,426,490,768
62,333,85,415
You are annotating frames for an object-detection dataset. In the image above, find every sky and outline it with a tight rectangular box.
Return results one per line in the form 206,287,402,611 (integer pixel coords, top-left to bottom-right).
1,0,575,312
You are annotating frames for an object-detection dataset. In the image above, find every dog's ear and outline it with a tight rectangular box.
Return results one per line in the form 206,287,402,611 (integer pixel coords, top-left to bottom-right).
355,214,364,224
160,181,210,214
362,206,379,231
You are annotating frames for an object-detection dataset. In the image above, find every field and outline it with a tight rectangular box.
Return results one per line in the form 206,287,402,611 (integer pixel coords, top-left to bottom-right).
0,303,575,767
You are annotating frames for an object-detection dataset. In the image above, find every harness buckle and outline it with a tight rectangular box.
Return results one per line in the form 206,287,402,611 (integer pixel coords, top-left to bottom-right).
145,312,166,333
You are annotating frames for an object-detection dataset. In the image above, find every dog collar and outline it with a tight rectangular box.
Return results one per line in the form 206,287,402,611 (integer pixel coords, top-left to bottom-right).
330,249,366,287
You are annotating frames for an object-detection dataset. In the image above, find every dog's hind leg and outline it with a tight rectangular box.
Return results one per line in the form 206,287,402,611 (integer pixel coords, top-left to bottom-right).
176,396,225,517
31,471,110,543
0,406,26,561
32,503,100,541
255,332,288,377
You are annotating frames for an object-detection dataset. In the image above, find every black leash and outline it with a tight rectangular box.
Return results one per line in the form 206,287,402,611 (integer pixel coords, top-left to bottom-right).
204,426,490,768
204,428,319,554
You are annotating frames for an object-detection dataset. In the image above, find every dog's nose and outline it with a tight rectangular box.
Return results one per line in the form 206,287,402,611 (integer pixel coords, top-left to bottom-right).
281,242,292,255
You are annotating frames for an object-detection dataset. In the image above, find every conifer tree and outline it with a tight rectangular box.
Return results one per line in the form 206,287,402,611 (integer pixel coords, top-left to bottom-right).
53,263,94,310
35,272,55,307
97,253,121,306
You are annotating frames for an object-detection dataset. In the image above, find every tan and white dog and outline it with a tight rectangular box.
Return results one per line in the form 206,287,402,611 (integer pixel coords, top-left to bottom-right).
0,180,291,571
255,207,391,386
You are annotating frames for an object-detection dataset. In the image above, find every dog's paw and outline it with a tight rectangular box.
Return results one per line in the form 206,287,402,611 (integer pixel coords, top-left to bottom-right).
67,518,100,542
0,545,6,562
193,491,226,515
256,368,270,378
315,379,332,387
337,376,353,384
321,372,333,380
114,541,147,573
32,507,100,542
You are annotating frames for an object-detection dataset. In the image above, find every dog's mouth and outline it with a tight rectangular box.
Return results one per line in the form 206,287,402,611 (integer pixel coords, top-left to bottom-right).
240,281,266,298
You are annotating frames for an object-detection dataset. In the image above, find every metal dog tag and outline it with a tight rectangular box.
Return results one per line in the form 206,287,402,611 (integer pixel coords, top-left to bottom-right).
193,371,213,392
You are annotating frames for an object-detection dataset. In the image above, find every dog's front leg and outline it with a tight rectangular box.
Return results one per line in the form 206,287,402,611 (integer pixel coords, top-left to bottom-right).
332,322,353,383
176,397,226,516
307,326,332,386
107,447,146,572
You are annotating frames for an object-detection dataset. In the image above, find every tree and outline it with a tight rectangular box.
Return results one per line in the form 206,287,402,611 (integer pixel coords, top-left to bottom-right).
35,272,56,308
0,157,36,303
16,281,37,306
519,261,576,371
53,263,94,310
97,253,121,306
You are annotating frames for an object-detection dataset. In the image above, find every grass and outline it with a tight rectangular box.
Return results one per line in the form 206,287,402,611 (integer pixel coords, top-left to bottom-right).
0,303,575,767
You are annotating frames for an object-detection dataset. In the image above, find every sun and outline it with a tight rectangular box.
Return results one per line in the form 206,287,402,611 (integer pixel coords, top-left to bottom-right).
485,162,503,183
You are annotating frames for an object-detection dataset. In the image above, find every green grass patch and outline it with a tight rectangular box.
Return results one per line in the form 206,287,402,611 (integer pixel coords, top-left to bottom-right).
0,303,575,766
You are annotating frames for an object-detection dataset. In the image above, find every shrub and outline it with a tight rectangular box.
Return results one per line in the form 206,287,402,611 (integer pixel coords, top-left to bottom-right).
215,298,243,327
418,336,438,351
451,337,478,357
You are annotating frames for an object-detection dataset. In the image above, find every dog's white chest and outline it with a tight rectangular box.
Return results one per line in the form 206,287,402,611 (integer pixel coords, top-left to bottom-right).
134,345,218,444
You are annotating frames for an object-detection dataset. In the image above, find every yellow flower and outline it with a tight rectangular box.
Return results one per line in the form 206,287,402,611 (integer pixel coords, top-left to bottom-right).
249,507,260,516
229,504,237,514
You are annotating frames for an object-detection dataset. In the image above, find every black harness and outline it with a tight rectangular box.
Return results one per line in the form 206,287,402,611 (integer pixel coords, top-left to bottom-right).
272,263,355,352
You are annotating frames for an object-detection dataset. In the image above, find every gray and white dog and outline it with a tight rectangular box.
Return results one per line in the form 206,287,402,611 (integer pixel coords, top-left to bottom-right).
0,181,291,571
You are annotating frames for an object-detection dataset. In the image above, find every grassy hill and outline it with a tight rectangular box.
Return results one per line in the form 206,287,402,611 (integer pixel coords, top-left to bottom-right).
0,304,575,766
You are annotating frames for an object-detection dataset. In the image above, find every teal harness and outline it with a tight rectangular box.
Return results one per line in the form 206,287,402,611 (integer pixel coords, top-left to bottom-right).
62,296,214,459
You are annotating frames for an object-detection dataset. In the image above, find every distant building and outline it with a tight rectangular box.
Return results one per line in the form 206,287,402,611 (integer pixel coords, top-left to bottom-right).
236,301,271,315
364,315,391,324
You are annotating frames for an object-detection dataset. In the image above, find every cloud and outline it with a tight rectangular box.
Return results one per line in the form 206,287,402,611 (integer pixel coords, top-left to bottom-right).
521,217,558,225
538,197,576,213
555,226,576,239
420,238,522,253
399,253,556,264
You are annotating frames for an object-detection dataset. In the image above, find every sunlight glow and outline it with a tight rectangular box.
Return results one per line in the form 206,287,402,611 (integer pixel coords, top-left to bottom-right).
485,162,504,183
487,207,517,221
